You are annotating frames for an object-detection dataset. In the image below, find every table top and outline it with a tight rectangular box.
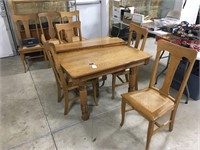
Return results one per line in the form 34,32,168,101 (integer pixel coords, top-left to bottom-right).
53,37,126,53
60,45,151,80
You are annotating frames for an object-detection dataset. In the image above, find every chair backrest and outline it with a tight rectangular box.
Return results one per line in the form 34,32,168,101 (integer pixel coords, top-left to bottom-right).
43,42,61,86
166,10,181,20
55,21,82,43
149,40,197,104
59,10,80,23
38,12,61,40
127,22,148,51
59,10,80,38
12,14,40,47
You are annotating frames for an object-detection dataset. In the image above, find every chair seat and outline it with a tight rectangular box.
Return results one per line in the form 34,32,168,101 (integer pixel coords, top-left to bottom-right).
20,44,43,52
48,38,60,45
122,88,175,121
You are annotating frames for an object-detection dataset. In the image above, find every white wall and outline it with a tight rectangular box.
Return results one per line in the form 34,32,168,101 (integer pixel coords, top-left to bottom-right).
173,0,184,11
180,0,200,24
76,0,101,39
76,0,109,39
0,9,14,58
101,0,109,37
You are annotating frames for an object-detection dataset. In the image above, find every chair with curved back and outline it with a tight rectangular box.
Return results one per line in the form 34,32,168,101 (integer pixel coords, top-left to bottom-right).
44,42,98,115
120,40,197,150
38,11,61,45
59,10,79,23
13,14,46,72
55,21,82,44
59,10,82,42
111,22,148,99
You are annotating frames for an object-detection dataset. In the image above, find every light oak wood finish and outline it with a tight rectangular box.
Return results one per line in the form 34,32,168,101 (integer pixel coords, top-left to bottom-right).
55,21,82,44
38,11,61,60
53,37,126,53
44,42,98,115
38,11,60,42
112,23,148,99
120,40,197,150
59,10,81,42
12,14,46,72
59,10,79,23
57,44,151,120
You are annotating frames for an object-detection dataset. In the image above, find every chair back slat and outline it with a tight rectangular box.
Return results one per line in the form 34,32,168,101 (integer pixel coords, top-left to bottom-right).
43,42,62,85
59,10,79,23
38,12,61,40
59,10,80,37
128,23,148,51
55,21,82,43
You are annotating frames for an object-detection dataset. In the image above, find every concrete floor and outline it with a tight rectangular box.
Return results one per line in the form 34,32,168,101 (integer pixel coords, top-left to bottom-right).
0,38,199,150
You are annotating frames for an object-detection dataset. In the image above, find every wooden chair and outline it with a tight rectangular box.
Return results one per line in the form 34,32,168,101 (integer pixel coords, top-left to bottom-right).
59,10,79,23
59,10,85,42
38,12,61,45
55,21,82,44
44,42,98,115
111,23,148,99
12,14,46,73
120,40,197,150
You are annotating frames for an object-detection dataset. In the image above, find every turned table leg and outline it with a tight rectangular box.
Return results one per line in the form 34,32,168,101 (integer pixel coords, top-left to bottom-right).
79,85,89,120
128,67,138,92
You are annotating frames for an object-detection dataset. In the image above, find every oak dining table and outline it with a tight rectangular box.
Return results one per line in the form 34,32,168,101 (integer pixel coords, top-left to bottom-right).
48,37,152,120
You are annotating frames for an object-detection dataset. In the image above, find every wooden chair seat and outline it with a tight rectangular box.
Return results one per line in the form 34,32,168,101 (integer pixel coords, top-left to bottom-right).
122,88,174,121
20,44,42,52
48,38,61,45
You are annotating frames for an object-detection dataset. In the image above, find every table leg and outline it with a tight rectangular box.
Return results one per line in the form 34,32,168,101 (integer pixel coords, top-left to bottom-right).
128,67,138,92
79,85,89,120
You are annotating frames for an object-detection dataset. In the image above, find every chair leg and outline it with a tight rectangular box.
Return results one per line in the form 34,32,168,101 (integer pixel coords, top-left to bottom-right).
135,76,138,90
112,74,116,99
96,78,100,97
92,81,98,106
57,83,62,103
64,89,69,115
19,52,27,73
120,99,126,126
169,110,176,132
146,121,154,150
43,49,48,62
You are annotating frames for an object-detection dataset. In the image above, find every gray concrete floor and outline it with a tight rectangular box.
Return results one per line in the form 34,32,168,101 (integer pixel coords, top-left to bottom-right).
0,38,199,150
